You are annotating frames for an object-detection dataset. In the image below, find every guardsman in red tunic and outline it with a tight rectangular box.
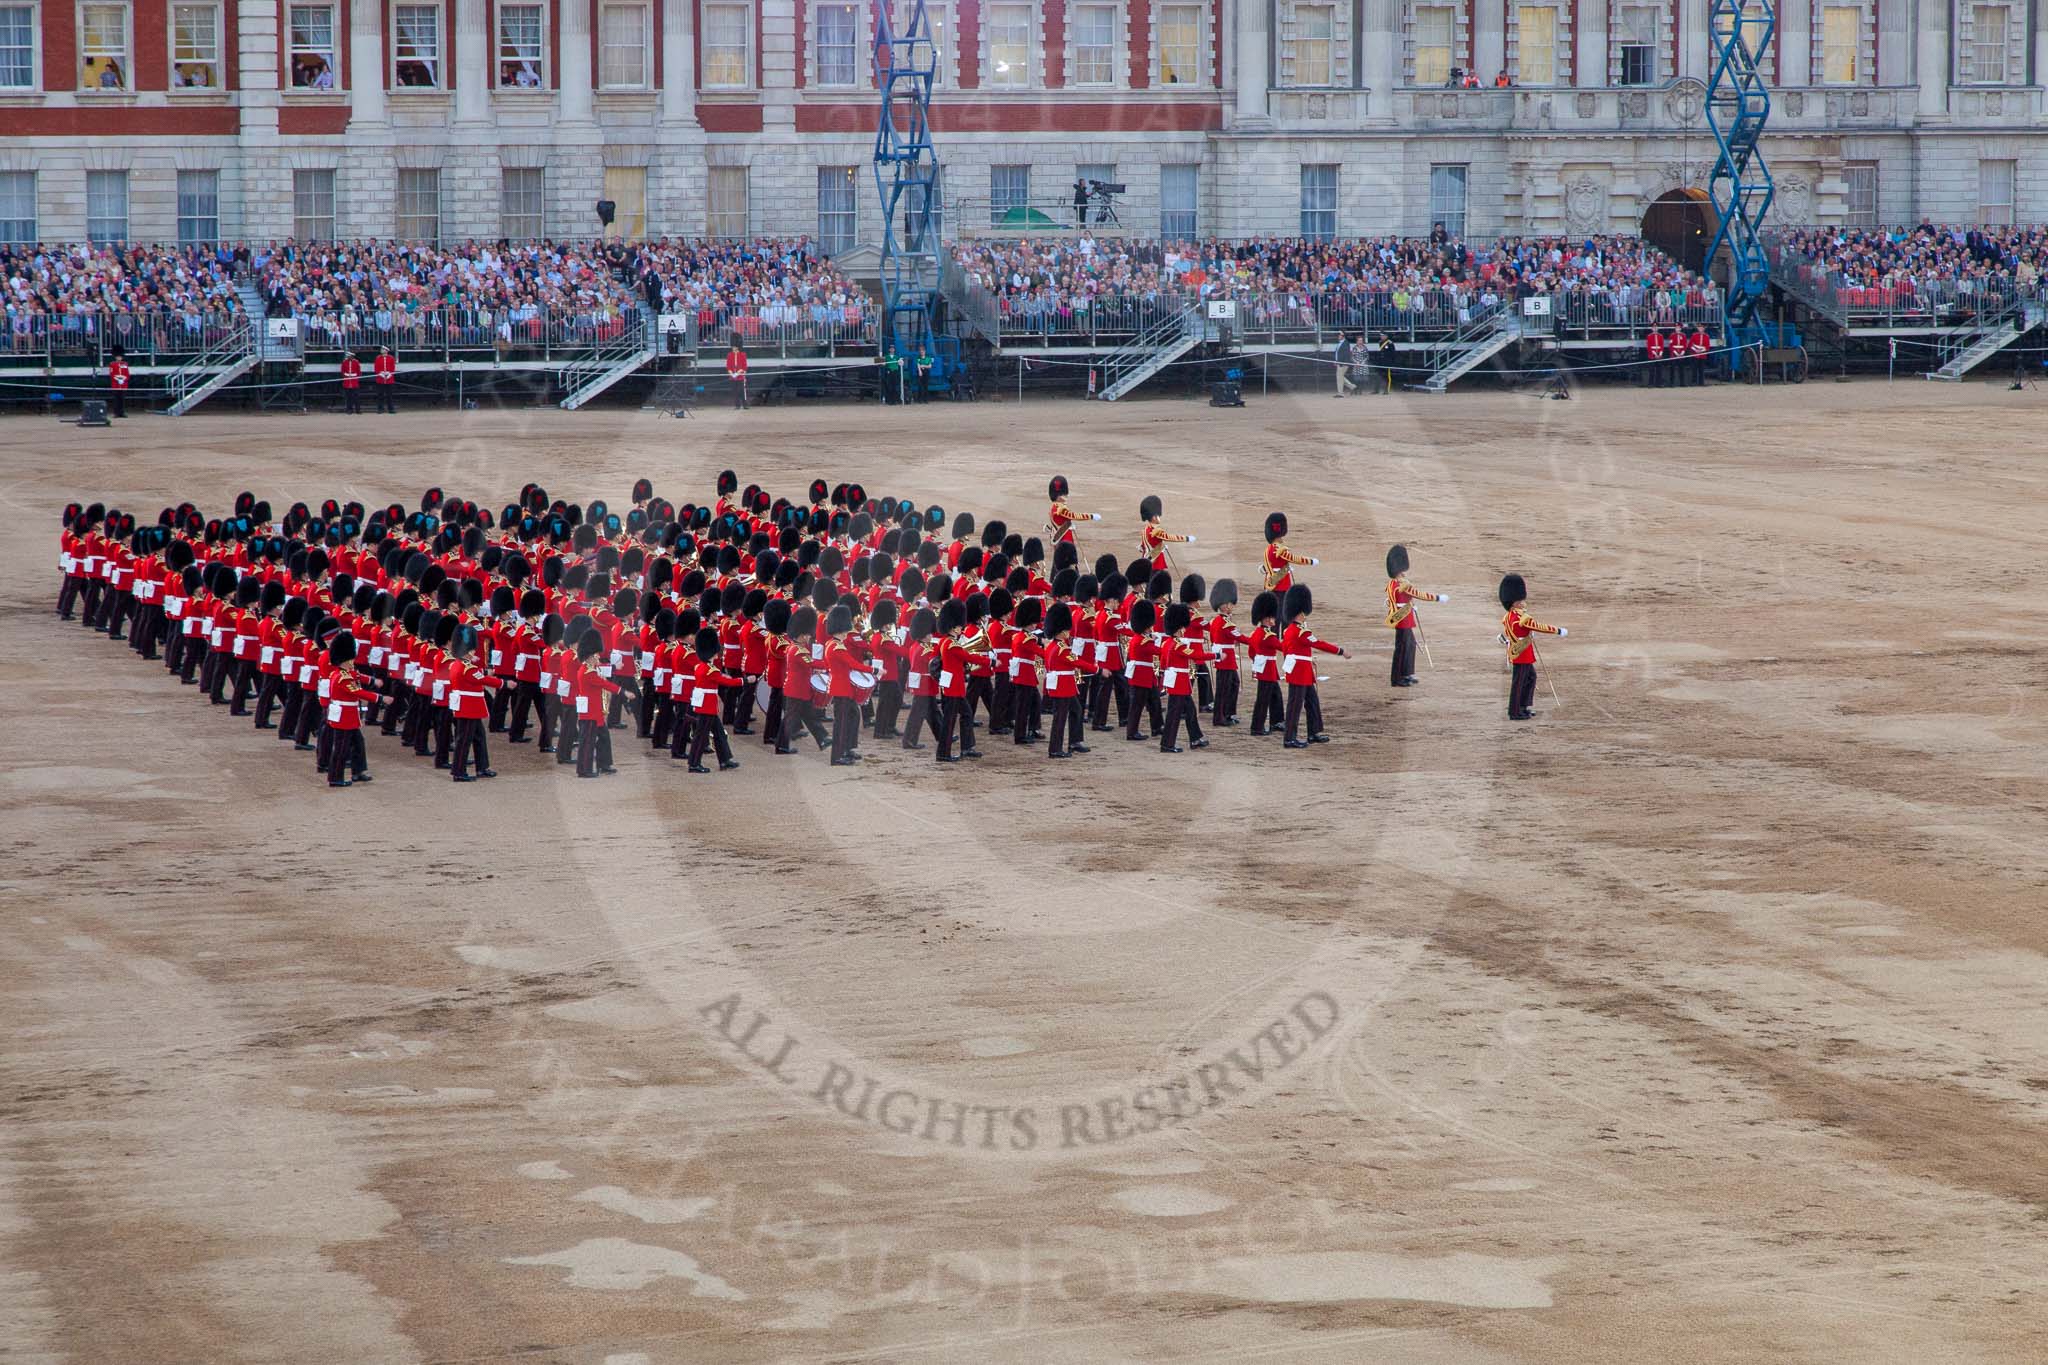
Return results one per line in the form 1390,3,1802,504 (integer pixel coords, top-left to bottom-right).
107,348,130,418
898,607,937,751
1280,584,1346,747
933,598,981,762
1137,494,1194,572
1044,475,1102,548
1041,602,1087,758
1206,579,1242,726
1687,324,1712,387
725,343,749,409
1007,598,1043,746
1158,602,1208,753
1645,328,1665,388
373,345,398,413
687,626,743,772
1498,572,1567,721
1122,598,1161,742
446,623,502,780
1384,543,1448,688
340,351,363,414
324,634,373,787
1261,512,1318,595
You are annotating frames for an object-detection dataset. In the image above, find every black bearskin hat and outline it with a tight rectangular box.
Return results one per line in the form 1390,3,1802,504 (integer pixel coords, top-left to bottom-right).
1499,573,1527,610
716,469,738,496
328,632,356,666
1056,568,1081,600
870,598,899,630
1013,597,1042,630
1140,494,1163,521
809,478,829,504
981,520,1007,549
825,603,853,637
950,511,975,540
1210,578,1239,610
1284,584,1314,620
632,477,654,503
519,588,545,617
1146,569,1173,601
1045,602,1074,636
1386,544,1410,578
1164,602,1190,634
1048,475,1069,501
764,597,793,635
1251,590,1280,625
924,505,945,532
1130,599,1156,633
692,626,720,661
937,598,966,634
789,605,818,639
1179,573,1206,606
908,606,937,641
1265,511,1289,544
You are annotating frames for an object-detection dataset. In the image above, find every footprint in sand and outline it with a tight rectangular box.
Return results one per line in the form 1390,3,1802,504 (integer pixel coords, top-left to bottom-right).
504,1238,744,1298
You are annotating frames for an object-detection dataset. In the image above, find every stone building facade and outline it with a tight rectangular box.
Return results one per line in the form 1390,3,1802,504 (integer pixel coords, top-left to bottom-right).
1,0,2042,248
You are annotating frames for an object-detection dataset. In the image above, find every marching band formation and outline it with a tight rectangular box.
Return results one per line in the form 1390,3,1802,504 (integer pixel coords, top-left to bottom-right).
53,473,1569,788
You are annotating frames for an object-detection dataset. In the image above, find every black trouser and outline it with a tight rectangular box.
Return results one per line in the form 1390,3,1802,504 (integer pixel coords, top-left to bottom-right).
57,574,85,619
965,675,993,729
1251,678,1283,732
831,697,860,762
229,657,258,713
871,681,903,739
452,717,490,776
990,676,1014,733
1011,685,1040,743
1392,628,1417,684
937,694,974,758
1161,692,1203,750
732,378,748,409
783,698,828,751
277,680,303,737
1510,662,1537,717
577,718,606,775
1047,695,1082,755
1284,683,1324,742
293,687,321,746
508,680,541,741
381,686,407,735
376,382,396,413
314,719,332,774
556,696,581,763
1212,669,1240,725
100,589,131,638
733,676,759,732
690,713,733,766
901,692,934,748
760,688,784,746
1089,671,1127,728
650,693,674,748
432,707,454,766
637,679,658,737
344,385,361,414
327,729,367,783
1125,683,1162,739
607,680,632,728
163,620,184,673
79,579,103,626
254,672,284,726
1196,665,1213,711
110,389,126,418
667,702,695,757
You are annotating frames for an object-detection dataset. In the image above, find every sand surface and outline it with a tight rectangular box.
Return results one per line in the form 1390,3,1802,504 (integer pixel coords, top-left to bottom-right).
3,383,2047,1363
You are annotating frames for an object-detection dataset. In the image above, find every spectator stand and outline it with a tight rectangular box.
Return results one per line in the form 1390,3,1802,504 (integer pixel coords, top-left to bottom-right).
1766,228,2048,381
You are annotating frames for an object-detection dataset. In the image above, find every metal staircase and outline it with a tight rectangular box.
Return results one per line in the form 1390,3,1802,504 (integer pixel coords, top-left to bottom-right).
163,312,258,415
1417,313,1521,392
939,253,1001,347
1925,300,2036,381
1096,302,1206,401
557,308,653,410
1704,0,1777,351
873,0,942,361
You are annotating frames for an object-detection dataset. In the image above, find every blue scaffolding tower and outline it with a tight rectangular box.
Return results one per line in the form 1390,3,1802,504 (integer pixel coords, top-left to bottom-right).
873,0,941,365
1703,0,1792,369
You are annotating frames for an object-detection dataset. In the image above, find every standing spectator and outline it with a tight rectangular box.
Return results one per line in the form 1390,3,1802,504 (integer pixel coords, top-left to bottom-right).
340,350,363,414
1334,333,1357,397
914,345,933,403
373,344,398,412
1377,334,1398,392
725,342,749,409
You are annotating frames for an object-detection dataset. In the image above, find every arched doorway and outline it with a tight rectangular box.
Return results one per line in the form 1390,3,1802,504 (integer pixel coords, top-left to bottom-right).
1641,188,1713,273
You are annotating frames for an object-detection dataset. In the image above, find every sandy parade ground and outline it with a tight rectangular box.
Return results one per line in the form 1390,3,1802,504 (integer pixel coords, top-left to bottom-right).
3,380,2047,1364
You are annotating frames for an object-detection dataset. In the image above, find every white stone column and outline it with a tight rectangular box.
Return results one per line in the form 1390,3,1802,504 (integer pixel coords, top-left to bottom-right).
2037,0,2048,102
660,0,698,122
349,0,388,125
1876,0,1910,86
1576,0,1606,86
1779,0,1810,87
561,0,596,121
1916,0,1948,114
1362,0,1396,114
1678,0,1705,78
1234,0,1271,123
1474,0,1504,81
455,0,490,120
236,0,281,131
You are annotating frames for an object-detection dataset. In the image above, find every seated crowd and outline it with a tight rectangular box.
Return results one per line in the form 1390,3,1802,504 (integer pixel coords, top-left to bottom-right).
3,242,245,350
951,232,1717,334
618,237,869,341
1771,223,2047,316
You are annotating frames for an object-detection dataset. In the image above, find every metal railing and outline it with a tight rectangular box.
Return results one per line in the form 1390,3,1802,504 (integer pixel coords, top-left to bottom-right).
162,313,256,412
1098,300,1204,399
690,305,880,359
0,309,248,369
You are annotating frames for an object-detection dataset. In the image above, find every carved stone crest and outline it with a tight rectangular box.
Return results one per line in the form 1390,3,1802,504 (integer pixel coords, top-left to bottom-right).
1576,92,1597,118
1564,178,1607,231
1775,174,1812,224
1783,90,1804,117
1622,92,1649,118
1665,78,1706,125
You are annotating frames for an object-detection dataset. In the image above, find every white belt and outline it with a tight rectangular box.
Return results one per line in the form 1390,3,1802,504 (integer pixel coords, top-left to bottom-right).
1046,670,1072,685
317,677,332,699
638,651,654,669
60,554,76,573
1163,668,1184,689
906,673,924,692
609,649,626,668
166,597,186,616
540,670,553,689
490,649,503,666
451,690,483,707
690,688,713,708
368,646,387,666
1283,654,1309,672
136,582,158,601
326,700,353,724
556,679,572,699
938,670,955,690
576,694,591,715
261,646,277,665
653,668,668,688
515,653,534,673
597,664,613,678
432,680,447,702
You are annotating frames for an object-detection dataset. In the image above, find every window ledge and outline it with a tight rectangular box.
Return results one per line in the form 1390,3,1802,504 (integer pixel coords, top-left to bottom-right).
284,91,348,101
76,90,140,101
389,86,451,97
168,91,232,101
698,88,758,100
